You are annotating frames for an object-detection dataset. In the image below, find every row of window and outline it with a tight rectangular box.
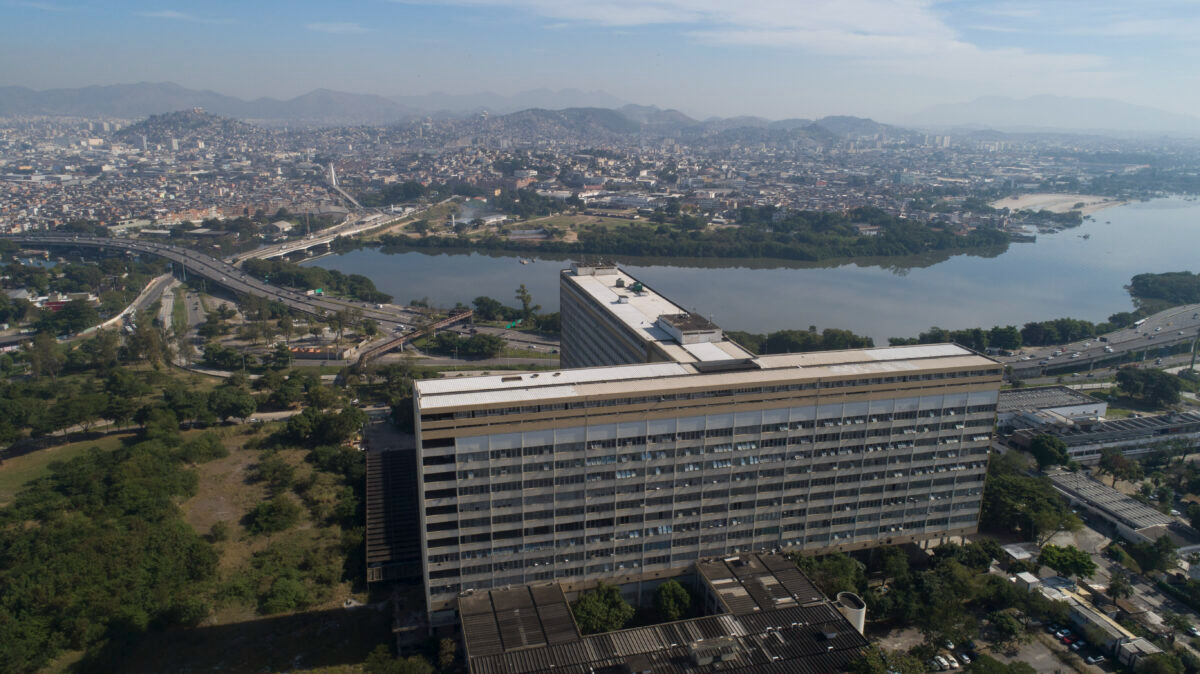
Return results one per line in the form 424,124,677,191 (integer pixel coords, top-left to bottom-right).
447,445,991,479
425,514,982,592
427,460,987,498
426,487,985,522
437,426,993,467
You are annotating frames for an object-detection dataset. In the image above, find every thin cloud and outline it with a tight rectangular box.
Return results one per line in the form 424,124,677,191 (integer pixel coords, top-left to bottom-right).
136,10,234,24
10,1,69,10
307,22,371,34
397,0,1115,99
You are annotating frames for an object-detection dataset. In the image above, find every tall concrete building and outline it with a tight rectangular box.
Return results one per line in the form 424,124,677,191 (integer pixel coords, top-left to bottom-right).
559,263,754,368
414,267,1002,624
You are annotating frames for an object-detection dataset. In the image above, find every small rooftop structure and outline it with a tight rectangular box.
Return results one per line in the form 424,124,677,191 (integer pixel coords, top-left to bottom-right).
460,554,868,674
1000,542,1040,563
997,386,1103,414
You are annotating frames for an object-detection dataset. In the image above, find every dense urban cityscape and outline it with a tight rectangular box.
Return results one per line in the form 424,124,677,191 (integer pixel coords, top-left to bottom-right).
6,2,1200,674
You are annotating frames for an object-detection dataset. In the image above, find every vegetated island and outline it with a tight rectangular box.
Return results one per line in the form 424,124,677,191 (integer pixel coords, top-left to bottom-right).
348,187,1013,263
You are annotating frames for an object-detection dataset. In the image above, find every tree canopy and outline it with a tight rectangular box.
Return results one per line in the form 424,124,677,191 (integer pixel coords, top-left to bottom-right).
1027,433,1070,470
1038,544,1097,579
572,582,634,634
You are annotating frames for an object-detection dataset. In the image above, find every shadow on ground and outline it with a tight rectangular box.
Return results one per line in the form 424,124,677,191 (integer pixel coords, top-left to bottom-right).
86,604,394,673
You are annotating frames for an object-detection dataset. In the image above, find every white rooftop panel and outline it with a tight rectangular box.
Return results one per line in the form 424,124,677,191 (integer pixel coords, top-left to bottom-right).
864,344,972,360
420,385,577,410
682,341,736,362
416,361,693,396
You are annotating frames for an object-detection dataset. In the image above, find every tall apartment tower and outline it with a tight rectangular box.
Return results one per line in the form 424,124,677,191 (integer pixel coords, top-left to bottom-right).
413,268,1001,625
559,263,753,368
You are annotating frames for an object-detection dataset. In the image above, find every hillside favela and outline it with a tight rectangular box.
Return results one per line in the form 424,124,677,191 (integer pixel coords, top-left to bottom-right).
7,2,1200,674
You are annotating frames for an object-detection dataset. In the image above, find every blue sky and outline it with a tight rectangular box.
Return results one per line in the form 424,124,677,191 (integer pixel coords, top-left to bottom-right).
2,0,1198,120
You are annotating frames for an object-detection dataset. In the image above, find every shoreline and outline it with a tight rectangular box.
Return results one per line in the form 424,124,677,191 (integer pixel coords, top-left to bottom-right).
990,192,1127,216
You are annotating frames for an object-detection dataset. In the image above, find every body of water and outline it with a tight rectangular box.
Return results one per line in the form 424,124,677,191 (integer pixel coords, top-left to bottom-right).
306,197,1200,343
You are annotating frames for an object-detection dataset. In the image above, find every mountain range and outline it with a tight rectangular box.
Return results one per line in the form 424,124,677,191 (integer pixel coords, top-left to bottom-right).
4,82,1197,138
0,82,635,126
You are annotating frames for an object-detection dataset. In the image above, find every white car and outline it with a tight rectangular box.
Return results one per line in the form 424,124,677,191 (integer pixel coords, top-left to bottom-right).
944,654,960,669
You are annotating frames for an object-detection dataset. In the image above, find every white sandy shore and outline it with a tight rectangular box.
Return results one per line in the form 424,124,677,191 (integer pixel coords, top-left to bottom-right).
989,193,1126,216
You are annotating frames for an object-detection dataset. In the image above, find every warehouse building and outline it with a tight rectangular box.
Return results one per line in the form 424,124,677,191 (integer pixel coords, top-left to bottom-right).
1011,411,1200,463
996,385,1107,431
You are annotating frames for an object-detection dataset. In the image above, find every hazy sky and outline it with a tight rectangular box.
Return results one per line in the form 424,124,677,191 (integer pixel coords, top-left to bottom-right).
2,0,1198,120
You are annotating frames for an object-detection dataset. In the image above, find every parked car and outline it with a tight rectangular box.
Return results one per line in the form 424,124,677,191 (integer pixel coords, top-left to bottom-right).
933,655,949,670
1071,640,1086,651
1086,655,1106,665
1189,625,1200,637
1062,634,1079,645
958,652,972,665
944,654,960,669
1054,628,1071,639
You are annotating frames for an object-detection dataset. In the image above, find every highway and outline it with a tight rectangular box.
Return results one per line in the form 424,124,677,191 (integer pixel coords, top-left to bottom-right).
1,233,418,329
233,211,406,263
1003,302,1200,378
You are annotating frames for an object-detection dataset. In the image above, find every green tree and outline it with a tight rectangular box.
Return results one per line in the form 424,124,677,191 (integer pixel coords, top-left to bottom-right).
989,611,1027,647
437,638,456,671
259,576,312,614
850,646,926,674
1163,610,1193,634
572,582,634,634
28,331,64,380
1028,434,1070,470
1135,653,1185,674
255,454,296,495
515,284,539,321
364,645,435,674
270,342,294,369
653,579,691,622
1098,448,1144,486
209,386,257,422
1038,545,1097,579
247,495,302,535
1108,569,1135,602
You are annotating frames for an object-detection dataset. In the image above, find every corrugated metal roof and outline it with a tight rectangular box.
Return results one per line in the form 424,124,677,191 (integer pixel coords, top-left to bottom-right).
463,557,867,674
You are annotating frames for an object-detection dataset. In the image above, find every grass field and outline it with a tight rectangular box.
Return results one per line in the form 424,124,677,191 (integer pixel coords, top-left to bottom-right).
0,432,134,505
525,213,641,230
171,286,187,337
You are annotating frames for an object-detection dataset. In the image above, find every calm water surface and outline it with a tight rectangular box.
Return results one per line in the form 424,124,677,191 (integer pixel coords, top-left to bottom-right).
307,197,1200,343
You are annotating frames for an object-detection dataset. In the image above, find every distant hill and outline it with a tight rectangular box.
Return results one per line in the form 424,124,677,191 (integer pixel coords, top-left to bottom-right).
0,82,414,125
466,106,903,146
113,109,256,145
810,115,898,138
393,88,629,115
910,95,1200,136
0,80,919,142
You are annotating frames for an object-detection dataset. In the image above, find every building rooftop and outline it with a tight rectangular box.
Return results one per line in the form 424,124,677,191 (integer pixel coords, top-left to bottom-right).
460,555,869,674
1019,411,1200,447
415,344,999,410
562,264,753,363
1048,471,1175,531
696,553,826,615
997,386,1102,414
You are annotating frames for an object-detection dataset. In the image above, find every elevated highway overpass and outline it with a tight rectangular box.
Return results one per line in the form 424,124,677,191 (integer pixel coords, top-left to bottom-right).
1003,303,1200,378
3,233,413,327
